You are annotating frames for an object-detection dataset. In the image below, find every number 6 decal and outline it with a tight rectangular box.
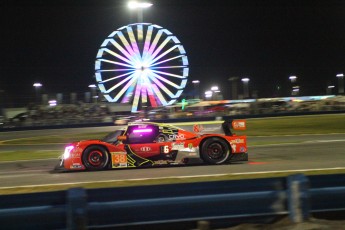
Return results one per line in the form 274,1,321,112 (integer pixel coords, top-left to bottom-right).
161,145,169,154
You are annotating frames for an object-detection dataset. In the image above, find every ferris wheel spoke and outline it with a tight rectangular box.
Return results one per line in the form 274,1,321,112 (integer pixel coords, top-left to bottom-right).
97,68,136,72
121,81,136,103
140,72,152,104
113,75,139,102
126,27,140,58
147,37,173,63
116,32,135,57
150,72,182,89
149,55,185,67
148,75,175,98
103,74,134,94
110,34,139,64
152,69,187,79
149,45,181,66
142,26,154,61
152,73,187,90
99,71,135,83
141,85,147,104
97,58,134,68
137,24,144,41
132,81,143,112
147,30,164,58
96,48,133,66
146,83,157,107
151,65,187,69
151,84,168,106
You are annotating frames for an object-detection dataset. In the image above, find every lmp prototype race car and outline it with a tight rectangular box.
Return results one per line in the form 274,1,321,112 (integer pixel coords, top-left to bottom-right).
58,120,248,171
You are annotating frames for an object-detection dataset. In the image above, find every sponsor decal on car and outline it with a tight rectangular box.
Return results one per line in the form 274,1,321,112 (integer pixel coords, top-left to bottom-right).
70,165,83,169
71,153,81,158
140,146,152,152
71,163,82,169
231,138,245,144
111,152,128,168
193,124,204,133
232,120,246,130
172,143,185,150
168,133,185,140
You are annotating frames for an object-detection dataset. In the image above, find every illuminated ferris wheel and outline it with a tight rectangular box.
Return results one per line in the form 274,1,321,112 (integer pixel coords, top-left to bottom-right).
95,23,189,112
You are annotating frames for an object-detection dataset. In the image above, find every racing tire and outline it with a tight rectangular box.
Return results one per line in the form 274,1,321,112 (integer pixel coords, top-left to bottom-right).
201,137,230,165
82,146,109,170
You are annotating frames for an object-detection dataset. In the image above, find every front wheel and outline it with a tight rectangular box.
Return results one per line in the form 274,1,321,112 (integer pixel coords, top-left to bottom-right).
201,137,230,164
82,146,109,170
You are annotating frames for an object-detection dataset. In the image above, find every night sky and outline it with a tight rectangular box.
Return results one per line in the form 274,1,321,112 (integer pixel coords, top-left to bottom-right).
1,0,345,106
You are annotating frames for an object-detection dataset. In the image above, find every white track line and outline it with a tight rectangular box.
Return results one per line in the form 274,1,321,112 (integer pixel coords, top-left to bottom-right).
1,167,345,190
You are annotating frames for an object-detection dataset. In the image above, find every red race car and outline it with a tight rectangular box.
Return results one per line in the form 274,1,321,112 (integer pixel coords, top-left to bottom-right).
57,120,248,171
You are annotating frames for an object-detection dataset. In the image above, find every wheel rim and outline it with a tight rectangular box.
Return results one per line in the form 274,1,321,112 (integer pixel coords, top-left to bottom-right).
207,143,225,160
88,150,104,166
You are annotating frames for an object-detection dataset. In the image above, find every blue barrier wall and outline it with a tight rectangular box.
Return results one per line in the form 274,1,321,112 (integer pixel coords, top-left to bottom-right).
1,173,345,229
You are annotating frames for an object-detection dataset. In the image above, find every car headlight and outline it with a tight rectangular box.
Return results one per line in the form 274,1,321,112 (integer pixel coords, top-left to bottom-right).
63,146,74,160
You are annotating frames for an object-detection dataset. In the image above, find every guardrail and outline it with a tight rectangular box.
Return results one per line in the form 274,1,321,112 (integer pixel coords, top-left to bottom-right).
1,173,345,229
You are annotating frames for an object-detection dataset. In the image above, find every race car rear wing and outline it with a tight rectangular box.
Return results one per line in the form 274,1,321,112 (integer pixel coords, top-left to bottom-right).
189,119,246,136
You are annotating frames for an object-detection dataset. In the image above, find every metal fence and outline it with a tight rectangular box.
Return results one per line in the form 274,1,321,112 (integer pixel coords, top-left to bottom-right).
1,173,345,229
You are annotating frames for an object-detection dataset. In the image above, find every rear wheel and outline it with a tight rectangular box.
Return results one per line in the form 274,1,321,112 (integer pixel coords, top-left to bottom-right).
201,137,230,164
82,146,109,170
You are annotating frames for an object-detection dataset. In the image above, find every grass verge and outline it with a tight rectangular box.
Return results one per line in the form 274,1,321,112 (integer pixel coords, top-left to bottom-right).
1,114,344,162
0,150,60,162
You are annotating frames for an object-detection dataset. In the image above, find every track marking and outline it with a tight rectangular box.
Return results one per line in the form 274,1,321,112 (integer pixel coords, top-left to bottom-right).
0,158,58,163
1,167,345,190
304,139,345,143
250,138,345,147
248,161,268,165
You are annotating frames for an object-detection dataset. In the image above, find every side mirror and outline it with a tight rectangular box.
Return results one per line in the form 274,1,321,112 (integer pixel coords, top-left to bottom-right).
117,135,127,141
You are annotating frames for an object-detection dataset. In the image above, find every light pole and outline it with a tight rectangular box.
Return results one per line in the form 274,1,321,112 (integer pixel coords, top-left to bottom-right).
241,78,250,98
33,82,42,104
327,85,335,95
289,76,297,96
204,91,212,100
289,75,297,82
292,86,300,96
228,77,239,100
0,89,4,117
211,86,218,91
192,80,200,99
211,86,219,100
128,1,153,23
88,84,97,103
336,73,344,95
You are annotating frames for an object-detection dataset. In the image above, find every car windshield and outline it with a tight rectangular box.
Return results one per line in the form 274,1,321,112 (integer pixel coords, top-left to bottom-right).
101,130,124,143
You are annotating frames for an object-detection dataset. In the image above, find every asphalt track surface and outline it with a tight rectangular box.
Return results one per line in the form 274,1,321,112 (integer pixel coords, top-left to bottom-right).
0,126,345,189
